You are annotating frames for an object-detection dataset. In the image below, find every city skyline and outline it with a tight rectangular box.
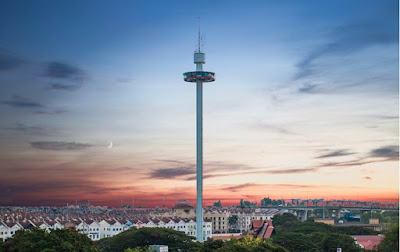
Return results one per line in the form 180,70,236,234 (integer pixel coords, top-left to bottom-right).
0,0,398,207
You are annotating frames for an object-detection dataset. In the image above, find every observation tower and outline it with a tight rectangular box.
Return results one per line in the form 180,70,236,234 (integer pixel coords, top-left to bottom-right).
183,23,215,242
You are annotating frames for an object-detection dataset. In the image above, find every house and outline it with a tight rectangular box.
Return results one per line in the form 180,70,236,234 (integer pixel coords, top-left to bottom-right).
351,235,384,250
0,221,22,240
76,219,101,241
247,219,274,239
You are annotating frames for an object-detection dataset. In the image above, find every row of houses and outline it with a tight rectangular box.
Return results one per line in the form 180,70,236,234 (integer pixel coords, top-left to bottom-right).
0,216,213,241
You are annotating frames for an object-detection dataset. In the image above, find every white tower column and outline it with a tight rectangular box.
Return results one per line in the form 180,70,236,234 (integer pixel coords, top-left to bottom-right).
196,61,203,242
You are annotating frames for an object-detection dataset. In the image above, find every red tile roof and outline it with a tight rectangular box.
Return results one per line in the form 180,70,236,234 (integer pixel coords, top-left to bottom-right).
247,220,274,239
351,235,384,250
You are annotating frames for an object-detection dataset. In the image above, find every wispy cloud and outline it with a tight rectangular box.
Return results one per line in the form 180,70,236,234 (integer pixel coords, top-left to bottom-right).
298,83,319,93
368,145,399,160
44,62,85,81
154,159,189,165
261,167,319,174
319,160,376,168
221,183,319,192
253,122,295,135
0,49,25,71
3,123,43,133
48,83,82,91
150,166,195,179
34,109,67,115
363,176,372,181
222,183,257,192
30,141,92,151
316,149,356,159
1,95,43,108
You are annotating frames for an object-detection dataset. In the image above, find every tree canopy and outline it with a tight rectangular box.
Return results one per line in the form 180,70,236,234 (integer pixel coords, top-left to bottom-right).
0,228,100,252
213,200,222,208
203,238,288,252
271,213,378,252
377,223,399,252
95,227,200,252
272,213,299,227
239,199,256,208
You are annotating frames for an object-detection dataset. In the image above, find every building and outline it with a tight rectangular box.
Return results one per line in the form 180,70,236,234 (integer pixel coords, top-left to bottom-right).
204,210,230,233
0,221,22,240
314,219,335,225
235,209,280,233
171,200,196,217
351,235,384,250
150,245,168,252
247,219,274,239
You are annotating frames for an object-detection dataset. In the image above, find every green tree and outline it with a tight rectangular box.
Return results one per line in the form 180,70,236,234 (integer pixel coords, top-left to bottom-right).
273,231,364,252
239,199,255,208
215,237,288,252
0,228,100,252
286,221,333,234
320,232,364,252
200,239,224,252
213,200,222,208
377,223,399,252
361,212,383,224
272,213,299,228
228,215,239,232
124,247,155,252
261,198,272,207
382,211,399,225
95,227,200,252
334,225,379,235
272,232,320,252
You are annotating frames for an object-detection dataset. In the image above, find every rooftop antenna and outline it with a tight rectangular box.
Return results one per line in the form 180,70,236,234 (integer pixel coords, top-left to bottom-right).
197,17,201,52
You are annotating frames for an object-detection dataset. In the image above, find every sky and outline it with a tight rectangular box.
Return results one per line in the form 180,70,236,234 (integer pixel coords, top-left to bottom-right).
0,0,398,207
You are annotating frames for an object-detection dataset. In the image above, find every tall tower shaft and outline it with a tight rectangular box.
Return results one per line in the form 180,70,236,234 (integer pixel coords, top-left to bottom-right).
183,27,215,242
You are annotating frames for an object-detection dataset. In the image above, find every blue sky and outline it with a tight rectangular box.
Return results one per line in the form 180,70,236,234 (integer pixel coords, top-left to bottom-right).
0,0,398,206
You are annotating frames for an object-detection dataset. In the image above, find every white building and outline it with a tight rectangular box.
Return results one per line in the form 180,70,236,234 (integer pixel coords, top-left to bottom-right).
0,221,22,240
77,220,101,241
98,219,125,239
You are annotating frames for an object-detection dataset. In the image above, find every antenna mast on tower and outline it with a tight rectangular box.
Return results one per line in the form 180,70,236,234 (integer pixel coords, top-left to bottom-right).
197,17,201,53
